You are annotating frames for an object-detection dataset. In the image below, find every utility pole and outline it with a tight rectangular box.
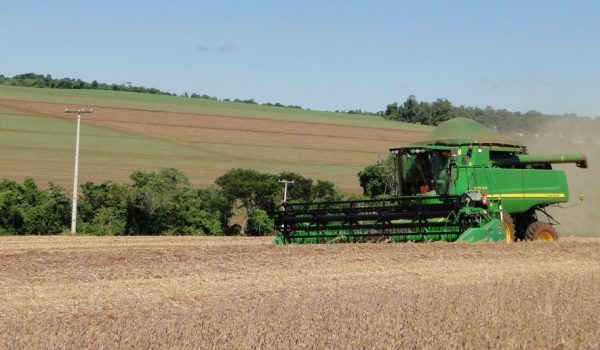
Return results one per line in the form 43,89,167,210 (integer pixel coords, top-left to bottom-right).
64,108,93,234
278,179,294,203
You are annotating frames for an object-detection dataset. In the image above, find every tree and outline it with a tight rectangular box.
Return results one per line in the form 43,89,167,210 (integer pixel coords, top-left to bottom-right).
275,172,341,203
357,157,395,197
311,180,340,201
0,179,26,233
78,181,129,235
276,171,313,202
82,207,126,235
0,178,70,234
384,96,452,125
198,188,232,233
126,168,221,235
246,209,275,236
175,190,222,235
428,98,454,125
215,168,280,215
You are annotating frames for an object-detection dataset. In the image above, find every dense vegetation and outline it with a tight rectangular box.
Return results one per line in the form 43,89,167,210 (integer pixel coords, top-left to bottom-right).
357,157,396,198
0,73,177,96
384,95,599,138
0,168,339,236
0,179,71,234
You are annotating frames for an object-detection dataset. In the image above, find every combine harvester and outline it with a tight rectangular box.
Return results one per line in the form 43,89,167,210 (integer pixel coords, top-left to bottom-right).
273,118,587,244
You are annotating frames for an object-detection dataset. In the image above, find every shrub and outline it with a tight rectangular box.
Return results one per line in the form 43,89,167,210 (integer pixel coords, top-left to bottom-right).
246,209,275,236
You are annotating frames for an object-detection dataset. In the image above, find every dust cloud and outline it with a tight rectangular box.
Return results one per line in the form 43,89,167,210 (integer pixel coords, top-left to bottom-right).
519,117,599,237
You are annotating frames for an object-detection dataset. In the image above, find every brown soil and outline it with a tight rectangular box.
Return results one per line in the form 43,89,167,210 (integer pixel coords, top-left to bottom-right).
1,236,598,349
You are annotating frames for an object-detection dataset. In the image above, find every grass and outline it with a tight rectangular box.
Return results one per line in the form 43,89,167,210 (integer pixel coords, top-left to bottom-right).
1,236,599,349
0,86,429,192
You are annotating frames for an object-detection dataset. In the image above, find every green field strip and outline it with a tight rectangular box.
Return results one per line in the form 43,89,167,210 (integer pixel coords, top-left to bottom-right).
0,105,34,115
0,113,365,178
0,85,431,131
0,114,217,161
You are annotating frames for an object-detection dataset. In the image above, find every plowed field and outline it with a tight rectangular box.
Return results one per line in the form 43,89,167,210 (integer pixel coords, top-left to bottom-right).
1,236,599,349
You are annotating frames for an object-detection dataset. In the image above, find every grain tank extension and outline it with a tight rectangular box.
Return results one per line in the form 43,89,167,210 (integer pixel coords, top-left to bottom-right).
273,118,587,243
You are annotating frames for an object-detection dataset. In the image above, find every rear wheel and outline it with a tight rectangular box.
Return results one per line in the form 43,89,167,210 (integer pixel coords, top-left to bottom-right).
525,221,558,241
513,211,535,241
502,211,516,243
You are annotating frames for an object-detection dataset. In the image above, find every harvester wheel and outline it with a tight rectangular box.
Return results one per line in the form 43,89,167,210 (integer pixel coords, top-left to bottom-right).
501,211,516,243
525,221,558,241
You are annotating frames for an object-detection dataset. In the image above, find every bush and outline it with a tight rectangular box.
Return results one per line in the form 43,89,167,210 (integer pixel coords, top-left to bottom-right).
79,207,126,235
0,167,341,235
78,181,128,235
357,158,395,197
125,168,222,235
0,179,70,234
246,209,275,236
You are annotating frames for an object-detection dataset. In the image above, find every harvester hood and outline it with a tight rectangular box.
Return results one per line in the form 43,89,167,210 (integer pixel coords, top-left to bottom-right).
410,117,523,147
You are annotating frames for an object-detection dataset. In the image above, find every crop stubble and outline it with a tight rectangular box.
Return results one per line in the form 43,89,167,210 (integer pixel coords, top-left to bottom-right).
0,236,598,349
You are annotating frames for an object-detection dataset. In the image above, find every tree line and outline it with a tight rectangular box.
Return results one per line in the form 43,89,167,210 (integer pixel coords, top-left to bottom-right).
0,73,177,96
0,73,308,111
384,95,599,140
0,168,339,236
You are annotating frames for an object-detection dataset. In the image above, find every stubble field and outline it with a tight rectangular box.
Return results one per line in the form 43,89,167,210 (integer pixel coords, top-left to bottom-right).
1,236,599,349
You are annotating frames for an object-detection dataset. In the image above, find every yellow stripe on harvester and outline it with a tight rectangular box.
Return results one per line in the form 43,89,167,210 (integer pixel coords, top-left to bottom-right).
488,193,565,198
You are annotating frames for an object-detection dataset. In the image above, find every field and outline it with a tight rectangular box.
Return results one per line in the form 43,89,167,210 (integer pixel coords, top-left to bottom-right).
1,85,598,236
1,236,599,349
0,85,429,192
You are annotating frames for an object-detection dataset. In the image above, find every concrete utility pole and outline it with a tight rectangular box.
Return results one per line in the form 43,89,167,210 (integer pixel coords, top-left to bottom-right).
278,179,295,203
64,108,93,234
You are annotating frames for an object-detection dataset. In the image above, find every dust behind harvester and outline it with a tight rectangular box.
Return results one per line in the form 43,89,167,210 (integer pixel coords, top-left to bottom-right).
273,118,587,244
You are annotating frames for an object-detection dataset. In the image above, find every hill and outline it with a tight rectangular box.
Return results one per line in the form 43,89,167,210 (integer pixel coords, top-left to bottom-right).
0,85,429,192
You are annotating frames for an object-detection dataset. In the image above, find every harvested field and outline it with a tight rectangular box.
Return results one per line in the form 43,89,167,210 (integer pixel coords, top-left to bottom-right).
1,236,599,349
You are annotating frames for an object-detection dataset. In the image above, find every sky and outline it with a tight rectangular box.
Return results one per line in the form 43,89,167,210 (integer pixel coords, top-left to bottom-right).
1,0,600,116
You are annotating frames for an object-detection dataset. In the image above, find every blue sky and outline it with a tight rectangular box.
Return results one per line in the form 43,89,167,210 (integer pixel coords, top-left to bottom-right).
2,0,599,116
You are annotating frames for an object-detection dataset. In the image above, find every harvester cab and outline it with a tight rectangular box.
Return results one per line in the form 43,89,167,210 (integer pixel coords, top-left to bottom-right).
392,145,459,196
273,118,587,244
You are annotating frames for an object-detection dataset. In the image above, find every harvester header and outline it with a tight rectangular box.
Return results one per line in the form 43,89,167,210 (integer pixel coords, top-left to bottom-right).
273,118,587,244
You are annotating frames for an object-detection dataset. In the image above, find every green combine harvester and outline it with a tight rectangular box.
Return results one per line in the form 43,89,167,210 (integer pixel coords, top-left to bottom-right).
273,118,587,244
